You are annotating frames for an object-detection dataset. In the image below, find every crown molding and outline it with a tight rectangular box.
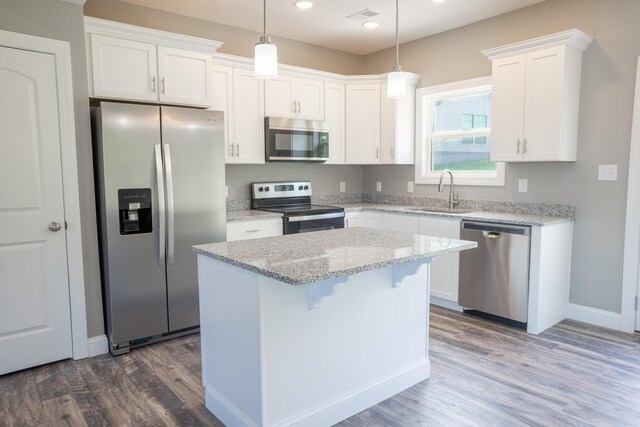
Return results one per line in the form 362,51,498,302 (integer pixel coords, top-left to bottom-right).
482,28,593,60
60,0,87,5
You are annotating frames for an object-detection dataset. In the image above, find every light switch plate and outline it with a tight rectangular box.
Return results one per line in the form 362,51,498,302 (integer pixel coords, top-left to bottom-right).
376,181,382,192
407,181,414,193
598,165,618,181
518,179,528,193
340,181,346,193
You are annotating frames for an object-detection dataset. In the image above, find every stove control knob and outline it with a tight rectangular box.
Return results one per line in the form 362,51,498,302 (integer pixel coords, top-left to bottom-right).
265,186,270,191
258,187,264,192
298,185,303,190
304,185,309,190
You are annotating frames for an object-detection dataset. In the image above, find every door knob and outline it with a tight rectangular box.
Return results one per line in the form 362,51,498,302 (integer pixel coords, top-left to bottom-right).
48,221,62,232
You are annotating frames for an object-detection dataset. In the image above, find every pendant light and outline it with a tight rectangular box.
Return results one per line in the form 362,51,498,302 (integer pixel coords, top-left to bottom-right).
387,0,406,98
255,0,278,79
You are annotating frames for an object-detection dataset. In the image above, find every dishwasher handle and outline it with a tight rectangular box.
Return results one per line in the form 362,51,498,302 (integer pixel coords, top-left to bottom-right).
462,220,530,236
483,231,502,239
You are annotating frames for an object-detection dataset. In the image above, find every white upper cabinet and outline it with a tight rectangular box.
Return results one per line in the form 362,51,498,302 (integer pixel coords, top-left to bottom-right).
484,29,593,162
229,68,265,164
156,46,213,106
345,83,381,164
380,77,418,165
324,82,346,164
265,76,324,120
90,35,158,103
210,62,264,164
85,17,221,108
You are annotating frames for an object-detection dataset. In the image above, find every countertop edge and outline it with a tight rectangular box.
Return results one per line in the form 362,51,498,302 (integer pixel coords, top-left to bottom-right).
194,241,477,286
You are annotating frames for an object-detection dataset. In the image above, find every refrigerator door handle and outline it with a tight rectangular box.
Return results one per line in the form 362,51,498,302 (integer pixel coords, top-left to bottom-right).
164,144,175,265
154,144,166,266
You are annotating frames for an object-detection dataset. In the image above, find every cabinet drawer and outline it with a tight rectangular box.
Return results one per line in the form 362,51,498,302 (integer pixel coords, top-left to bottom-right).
227,218,282,241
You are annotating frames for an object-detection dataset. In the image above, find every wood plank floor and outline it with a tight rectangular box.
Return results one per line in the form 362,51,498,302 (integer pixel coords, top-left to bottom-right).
1,306,639,426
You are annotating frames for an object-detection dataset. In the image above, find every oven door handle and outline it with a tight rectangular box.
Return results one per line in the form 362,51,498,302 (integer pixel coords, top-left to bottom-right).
288,212,345,222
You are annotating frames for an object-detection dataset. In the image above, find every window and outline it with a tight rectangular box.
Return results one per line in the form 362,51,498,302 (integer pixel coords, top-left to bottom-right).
415,76,505,186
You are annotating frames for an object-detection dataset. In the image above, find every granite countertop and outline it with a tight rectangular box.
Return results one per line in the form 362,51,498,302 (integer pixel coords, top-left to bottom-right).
226,210,282,222
336,203,572,226
194,227,476,286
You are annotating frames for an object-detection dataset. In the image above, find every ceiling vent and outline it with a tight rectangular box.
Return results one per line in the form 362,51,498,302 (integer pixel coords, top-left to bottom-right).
346,9,379,23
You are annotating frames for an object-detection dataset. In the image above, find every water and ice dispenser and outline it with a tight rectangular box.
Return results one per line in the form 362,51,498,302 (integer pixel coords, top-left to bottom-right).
118,188,152,235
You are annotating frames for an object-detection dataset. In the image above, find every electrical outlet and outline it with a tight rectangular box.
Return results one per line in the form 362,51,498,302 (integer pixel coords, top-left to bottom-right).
598,164,618,181
376,181,382,192
407,181,414,193
518,179,528,193
225,185,228,198
339,181,346,193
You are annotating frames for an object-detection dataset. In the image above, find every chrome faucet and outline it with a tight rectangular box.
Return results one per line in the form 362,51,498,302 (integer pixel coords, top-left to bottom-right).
438,169,459,210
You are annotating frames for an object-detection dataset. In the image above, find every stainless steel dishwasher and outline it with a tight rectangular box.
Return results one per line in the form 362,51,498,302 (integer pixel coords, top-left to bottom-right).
458,221,531,324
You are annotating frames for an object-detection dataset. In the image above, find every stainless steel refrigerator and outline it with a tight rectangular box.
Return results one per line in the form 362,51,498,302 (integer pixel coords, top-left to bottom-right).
92,102,226,355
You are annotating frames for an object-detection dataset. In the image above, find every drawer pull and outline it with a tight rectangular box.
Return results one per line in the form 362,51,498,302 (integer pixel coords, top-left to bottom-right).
246,229,261,232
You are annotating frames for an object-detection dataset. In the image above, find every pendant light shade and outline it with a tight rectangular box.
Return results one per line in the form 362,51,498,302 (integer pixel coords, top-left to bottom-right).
387,0,406,98
255,0,278,79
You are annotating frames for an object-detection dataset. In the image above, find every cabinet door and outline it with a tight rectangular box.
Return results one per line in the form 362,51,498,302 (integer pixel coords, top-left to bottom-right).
523,46,565,161
296,78,324,120
419,217,461,302
381,213,419,233
324,83,345,164
157,46,213,107
490,54,526,162
345,84,381,164
359,212,382,229
90,34,157,102
264,76,296,118
231,68,265,164
210,65,234,162
344,212,360,228
380,83,397,164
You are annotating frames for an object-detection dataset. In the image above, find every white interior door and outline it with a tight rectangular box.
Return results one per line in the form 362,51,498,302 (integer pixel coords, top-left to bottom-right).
0,46,72,375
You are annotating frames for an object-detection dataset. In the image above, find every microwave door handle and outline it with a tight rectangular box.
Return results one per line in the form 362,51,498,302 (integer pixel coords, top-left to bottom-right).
154,144,166,266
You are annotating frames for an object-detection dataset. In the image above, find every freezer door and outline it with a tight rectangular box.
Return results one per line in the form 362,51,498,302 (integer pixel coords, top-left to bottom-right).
94,102,169,346
161,107,226,332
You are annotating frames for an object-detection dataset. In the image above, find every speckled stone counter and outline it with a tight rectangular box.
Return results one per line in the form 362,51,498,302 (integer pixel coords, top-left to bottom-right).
337,203,572,226
194,227,476,285
225,209,282,222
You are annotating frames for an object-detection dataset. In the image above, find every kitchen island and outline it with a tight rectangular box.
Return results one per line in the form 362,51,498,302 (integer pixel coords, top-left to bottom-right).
194,227,475,427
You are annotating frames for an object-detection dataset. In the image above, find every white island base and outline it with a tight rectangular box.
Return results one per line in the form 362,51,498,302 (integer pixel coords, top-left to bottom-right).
197,256,432,427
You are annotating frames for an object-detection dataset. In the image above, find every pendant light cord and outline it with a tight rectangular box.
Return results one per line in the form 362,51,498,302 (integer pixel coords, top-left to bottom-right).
263,0,267,37
395,0,399,69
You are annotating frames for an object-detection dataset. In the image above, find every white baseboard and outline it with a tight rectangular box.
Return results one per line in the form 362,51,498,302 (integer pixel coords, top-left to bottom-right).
566,303,622,331
205,360,430,427
430,296,463,312
87,335,109,357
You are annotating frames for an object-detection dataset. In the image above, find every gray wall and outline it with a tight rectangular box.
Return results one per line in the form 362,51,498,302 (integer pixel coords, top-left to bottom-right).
0,0,104,337
362,0,640,313
226,164,364,201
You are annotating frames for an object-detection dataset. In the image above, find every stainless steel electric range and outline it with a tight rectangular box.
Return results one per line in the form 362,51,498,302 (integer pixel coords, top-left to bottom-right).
250,181,345,235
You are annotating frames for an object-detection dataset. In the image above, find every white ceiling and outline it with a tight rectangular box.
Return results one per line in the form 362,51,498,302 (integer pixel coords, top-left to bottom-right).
120,0,547,55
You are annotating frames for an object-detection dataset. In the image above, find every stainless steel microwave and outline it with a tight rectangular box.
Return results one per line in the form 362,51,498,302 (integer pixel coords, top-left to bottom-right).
265,117,329,162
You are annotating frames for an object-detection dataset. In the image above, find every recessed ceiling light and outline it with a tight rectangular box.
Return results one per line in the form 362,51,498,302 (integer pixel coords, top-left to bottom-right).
294,1,313,9
432,0,446,3
362,21,379,29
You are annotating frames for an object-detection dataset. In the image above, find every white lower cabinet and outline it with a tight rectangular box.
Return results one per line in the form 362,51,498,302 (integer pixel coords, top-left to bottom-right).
226,218,282,242
419,217,461,305
359,212,382,229
344,211,361,228
381,213,419,233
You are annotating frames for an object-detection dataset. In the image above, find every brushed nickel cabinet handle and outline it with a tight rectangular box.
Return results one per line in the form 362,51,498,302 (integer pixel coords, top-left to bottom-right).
517,138,521,154
161,77,166,94
151,76,156,94
523,138,528,154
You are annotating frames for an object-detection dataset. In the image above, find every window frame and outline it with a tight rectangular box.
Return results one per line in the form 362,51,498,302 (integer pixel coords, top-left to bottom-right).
415,76,505,186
